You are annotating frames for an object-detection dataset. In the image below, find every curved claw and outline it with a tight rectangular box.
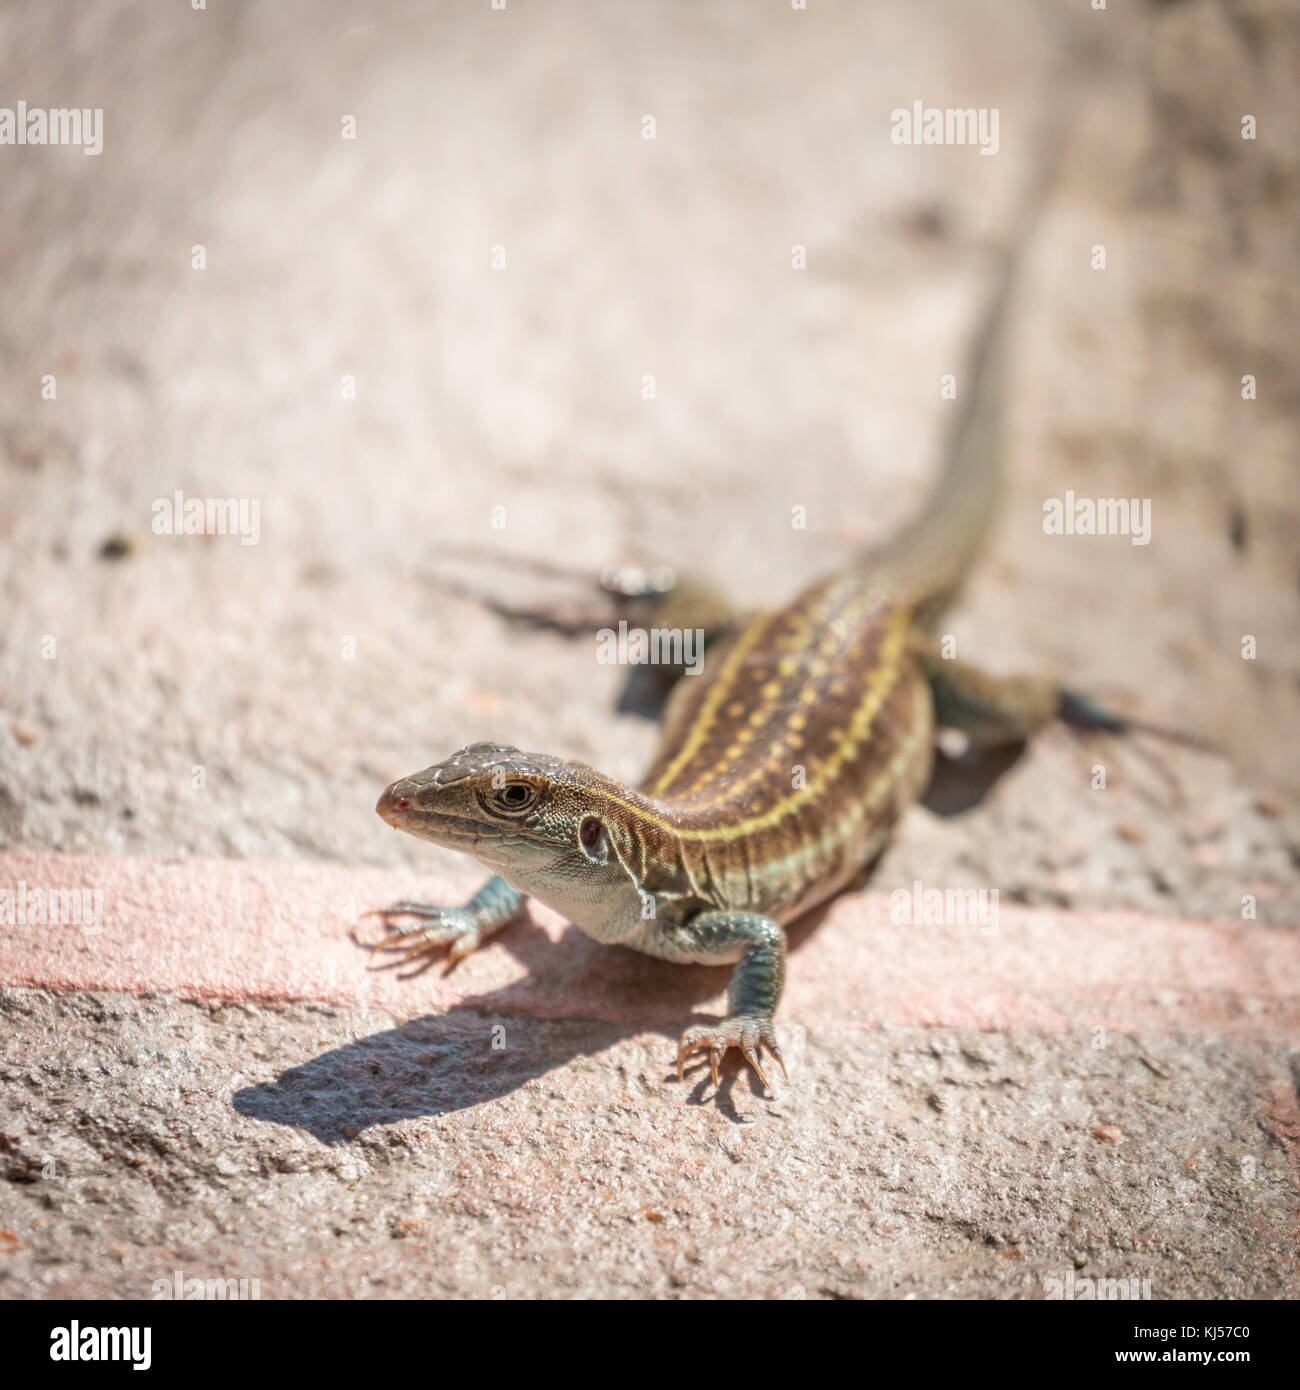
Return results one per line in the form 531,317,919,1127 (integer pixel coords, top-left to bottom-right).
676,1015,784,1093
740,1044,768,1090
360,902,457,924
367,922,457,953
358,903,481,969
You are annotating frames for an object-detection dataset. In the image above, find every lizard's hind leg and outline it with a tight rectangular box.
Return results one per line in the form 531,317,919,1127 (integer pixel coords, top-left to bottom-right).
911,634,1214,754
911,638,1061,747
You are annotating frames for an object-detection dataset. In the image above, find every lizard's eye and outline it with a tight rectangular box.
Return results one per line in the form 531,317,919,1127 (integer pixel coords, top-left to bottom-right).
486,780,539,816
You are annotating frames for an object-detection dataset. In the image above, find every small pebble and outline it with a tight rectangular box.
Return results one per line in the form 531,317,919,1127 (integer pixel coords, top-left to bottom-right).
99,534,133,561
1092,1125,1125,1144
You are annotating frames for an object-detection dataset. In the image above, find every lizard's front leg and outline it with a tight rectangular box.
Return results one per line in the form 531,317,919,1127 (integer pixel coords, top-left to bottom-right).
361,874,525,968
671,911,788,1091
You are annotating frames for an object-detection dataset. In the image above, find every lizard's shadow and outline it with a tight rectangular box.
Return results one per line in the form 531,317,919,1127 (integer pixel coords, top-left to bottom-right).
922,742,1028,816
232,909,826,1141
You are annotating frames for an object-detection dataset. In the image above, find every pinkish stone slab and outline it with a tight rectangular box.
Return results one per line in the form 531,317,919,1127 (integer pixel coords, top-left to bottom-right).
1,850,1296,1041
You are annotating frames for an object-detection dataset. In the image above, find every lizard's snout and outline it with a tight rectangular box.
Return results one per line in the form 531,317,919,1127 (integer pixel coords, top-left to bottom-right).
376,780,416,827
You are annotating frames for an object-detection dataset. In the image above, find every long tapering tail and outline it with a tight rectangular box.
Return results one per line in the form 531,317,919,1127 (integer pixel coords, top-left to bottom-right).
866,135,1067,620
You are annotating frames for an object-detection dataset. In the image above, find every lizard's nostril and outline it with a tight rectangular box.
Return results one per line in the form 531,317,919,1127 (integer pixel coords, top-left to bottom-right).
395,798,410,811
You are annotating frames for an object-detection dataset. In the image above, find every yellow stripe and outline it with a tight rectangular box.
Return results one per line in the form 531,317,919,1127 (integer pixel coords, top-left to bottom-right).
645,611,775,795
678,590,897,799
723,677,932,909
625,607,911,842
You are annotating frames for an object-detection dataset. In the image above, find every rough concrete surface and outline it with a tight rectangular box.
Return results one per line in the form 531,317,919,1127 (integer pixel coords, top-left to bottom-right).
3,990,1298,1300
1,1,1298,1299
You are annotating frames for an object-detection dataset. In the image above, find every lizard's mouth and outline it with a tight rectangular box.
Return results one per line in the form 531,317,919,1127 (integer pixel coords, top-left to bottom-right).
375,781,508,849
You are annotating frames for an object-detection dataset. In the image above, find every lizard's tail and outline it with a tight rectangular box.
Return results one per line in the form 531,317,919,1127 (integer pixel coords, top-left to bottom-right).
866,253,1011,619
865,138,1066,621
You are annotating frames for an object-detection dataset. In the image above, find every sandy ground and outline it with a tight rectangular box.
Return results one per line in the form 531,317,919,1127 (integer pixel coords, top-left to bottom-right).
0,0,1297,1299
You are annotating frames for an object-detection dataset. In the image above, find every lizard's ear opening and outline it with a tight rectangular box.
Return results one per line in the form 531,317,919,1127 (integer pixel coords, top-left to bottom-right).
578,816,610,864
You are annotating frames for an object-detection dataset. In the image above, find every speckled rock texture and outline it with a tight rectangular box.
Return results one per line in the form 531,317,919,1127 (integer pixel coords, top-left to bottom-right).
0,0,1296,1299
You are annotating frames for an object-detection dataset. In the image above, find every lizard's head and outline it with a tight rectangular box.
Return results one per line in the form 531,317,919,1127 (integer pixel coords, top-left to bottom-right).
376,743,636,909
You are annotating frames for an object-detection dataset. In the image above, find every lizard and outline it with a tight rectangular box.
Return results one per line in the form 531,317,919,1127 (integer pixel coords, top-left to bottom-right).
364,155,1157,1094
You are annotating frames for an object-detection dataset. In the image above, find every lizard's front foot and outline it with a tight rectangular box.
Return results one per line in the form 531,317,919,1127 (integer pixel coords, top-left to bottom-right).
676,1014,787,1092
358,903,484,969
